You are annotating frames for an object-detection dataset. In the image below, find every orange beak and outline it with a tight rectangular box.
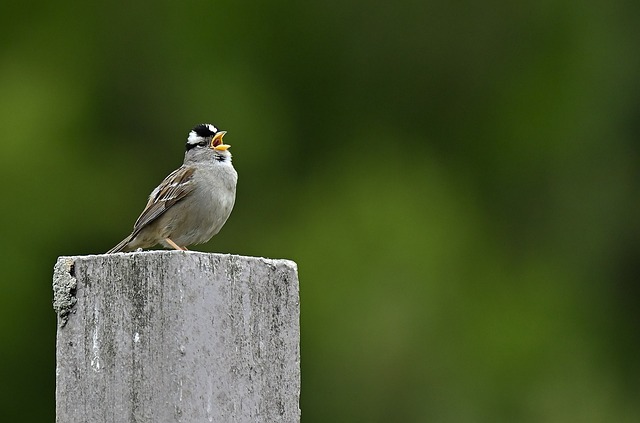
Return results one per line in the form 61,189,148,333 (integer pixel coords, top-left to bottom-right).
210,131,230,151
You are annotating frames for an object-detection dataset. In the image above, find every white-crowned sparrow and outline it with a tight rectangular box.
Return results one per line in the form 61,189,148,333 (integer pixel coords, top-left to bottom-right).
107,123,238,253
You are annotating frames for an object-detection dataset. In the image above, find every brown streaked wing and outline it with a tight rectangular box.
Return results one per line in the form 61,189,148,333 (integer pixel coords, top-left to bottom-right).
130,166,197,235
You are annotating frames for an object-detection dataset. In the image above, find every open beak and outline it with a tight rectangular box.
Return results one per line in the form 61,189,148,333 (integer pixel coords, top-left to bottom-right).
211,131,230,151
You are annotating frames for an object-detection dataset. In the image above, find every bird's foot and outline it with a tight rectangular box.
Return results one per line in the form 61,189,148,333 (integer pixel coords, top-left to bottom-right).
165,238,188,251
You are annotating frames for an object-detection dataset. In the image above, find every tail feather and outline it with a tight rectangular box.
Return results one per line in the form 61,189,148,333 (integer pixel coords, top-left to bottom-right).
107,235,133,254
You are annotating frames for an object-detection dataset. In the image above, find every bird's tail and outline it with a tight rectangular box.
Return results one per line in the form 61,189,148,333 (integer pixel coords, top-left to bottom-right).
107,235,133,254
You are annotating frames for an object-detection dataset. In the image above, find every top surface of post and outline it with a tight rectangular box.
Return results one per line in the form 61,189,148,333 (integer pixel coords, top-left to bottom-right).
53,251,300,423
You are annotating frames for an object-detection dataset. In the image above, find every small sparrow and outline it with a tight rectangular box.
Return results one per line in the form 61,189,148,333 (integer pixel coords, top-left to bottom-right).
107,123,238,253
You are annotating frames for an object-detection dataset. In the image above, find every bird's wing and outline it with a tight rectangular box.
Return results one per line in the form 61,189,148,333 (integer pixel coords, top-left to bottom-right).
130,166,197,235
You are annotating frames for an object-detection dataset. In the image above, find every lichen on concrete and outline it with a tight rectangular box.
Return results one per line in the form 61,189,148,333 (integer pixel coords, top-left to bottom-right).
53,257,78,327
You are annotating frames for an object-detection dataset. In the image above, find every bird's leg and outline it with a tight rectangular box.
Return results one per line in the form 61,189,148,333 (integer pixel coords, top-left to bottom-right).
165,238,187,251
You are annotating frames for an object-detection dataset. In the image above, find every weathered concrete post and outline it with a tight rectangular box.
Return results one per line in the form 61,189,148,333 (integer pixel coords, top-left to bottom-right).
53,251,300,423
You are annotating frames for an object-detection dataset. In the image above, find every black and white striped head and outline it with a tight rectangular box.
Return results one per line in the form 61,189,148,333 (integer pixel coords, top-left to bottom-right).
186,123,229,152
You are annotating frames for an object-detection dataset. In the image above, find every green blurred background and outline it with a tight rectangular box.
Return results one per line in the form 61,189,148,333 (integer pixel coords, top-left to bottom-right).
1,0,639,421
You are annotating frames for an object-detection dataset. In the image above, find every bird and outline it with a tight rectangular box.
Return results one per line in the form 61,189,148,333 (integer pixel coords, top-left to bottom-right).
107,123,238,253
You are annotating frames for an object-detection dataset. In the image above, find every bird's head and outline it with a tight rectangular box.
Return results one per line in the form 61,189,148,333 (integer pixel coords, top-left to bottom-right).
185,123,231,162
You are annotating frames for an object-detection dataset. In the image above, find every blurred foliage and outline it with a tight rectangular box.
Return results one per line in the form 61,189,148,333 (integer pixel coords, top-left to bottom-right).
1,0,639,421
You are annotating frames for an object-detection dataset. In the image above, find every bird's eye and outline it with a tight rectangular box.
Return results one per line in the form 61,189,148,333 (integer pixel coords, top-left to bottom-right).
198,140,208,147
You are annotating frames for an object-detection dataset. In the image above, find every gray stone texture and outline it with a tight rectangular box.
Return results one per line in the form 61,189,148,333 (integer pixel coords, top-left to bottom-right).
54,251,300,423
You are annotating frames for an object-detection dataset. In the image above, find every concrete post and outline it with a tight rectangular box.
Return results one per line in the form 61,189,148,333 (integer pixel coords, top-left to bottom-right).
53,251,300,423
